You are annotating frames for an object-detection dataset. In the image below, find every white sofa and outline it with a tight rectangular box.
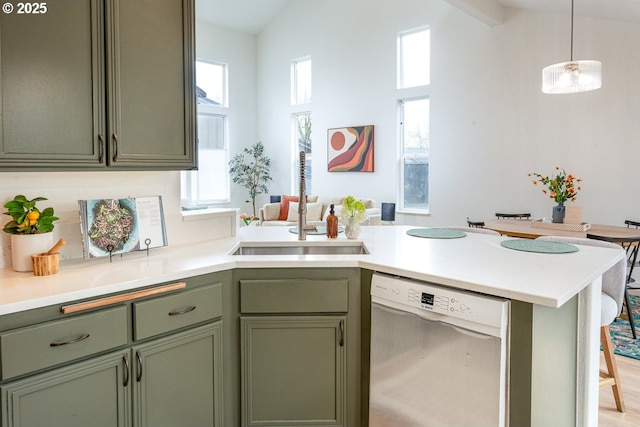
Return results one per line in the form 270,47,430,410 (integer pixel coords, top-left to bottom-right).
259,195,381,226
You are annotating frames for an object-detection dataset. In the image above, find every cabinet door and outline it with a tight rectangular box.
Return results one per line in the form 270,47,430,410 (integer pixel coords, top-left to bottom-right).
241,316,346,427
1,351,129,427
0,0,105,169
132,322,222,427
105,0,196,170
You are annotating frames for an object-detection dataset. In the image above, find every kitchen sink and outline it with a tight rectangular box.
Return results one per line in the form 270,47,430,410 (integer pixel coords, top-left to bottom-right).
230,242,369,255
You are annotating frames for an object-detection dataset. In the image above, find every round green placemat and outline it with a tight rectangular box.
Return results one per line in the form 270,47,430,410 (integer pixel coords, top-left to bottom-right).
500,239,579,254
288,226,344,235
406,228,466,239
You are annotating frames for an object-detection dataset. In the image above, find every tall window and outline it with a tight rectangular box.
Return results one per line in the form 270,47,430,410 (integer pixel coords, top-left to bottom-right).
181,60,229,209
398,28,430,212
291,57,312,194
292,58,312,105
294,112,312,194
398,28,430,89
400,98,429,211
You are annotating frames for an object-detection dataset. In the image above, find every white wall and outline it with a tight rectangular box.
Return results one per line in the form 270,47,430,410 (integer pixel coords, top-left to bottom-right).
256,0,640,226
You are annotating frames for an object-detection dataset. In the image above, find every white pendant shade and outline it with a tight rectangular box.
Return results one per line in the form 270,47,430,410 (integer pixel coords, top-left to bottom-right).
542,60,602,94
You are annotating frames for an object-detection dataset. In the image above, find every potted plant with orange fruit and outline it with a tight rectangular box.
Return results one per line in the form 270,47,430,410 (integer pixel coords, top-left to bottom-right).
3,195,59,272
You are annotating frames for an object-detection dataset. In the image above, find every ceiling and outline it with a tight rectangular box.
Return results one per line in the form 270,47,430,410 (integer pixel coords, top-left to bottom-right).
195,0,291,34
195,0,640,34
496,0,640,23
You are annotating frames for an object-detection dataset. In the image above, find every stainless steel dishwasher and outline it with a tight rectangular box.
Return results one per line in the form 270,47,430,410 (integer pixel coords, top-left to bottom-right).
369,273,510,427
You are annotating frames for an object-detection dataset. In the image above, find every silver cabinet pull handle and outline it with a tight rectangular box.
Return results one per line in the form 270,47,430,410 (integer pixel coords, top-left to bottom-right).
339,320,344,347
123,354,130,387
168,305,196,316
136,350,143,382
50,333,90,347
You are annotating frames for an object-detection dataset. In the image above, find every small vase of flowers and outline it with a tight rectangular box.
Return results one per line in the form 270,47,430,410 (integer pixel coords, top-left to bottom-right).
239,213,258,226
341,196,367,239
529,167,582,223
3,195,59,272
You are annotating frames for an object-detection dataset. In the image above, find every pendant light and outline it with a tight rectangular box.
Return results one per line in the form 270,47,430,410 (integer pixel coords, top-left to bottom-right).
542,0,602,94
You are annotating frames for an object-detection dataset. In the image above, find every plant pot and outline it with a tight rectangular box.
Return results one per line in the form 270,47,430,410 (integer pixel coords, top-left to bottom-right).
345,218,361,239
552,204,566,224
10,233,55,272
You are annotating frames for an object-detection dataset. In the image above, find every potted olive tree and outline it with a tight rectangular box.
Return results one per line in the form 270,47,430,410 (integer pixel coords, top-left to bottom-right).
228,142,273,217
3,195,59,272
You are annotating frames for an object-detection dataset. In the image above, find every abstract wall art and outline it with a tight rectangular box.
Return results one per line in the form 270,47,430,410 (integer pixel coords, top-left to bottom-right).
327,125,374,172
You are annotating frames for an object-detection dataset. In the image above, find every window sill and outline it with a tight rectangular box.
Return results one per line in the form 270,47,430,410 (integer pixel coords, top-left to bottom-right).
396,209,430,217
181,208,237,222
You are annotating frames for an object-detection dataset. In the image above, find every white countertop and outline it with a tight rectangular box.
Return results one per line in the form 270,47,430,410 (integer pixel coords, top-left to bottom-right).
0,226,624,315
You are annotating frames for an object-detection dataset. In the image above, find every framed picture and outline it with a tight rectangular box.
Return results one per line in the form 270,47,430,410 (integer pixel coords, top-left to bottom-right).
327,125,374,172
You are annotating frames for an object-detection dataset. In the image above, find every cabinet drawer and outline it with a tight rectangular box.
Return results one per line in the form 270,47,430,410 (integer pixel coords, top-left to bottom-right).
0,305,128,380
240,279,348,313
133,283,222,340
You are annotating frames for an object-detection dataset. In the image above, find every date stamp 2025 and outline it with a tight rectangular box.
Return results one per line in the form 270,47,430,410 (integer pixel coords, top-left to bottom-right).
2,2,48,15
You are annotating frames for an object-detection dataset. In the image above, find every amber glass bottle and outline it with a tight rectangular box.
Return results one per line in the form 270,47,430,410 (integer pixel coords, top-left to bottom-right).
326,204,338,239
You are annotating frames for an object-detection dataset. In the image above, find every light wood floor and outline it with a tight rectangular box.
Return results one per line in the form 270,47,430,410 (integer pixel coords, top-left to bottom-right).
599,352,640,426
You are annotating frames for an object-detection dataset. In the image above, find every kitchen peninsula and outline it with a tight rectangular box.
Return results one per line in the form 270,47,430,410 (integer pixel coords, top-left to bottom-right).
0,226,623,427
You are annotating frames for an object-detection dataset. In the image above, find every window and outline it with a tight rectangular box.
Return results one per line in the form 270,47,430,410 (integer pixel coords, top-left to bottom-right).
292,58,312,105
291,58,312,194
181,60,229,209
398,28,430,212
400,98,429,211
196,61,226,106
293,112,312,195
398,28,430,89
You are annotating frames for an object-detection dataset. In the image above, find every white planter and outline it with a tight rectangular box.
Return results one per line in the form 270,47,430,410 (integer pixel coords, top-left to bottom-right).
10,233,55,272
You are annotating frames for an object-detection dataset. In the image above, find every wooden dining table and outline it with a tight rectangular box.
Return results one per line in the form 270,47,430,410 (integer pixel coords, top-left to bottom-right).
482,219,640,240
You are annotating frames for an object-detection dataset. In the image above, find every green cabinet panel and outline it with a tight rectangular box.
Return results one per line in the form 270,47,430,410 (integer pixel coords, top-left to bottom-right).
1,351,129,427
133,283,222,340
105,0,195,169
133,322,223,427
241,316,346,427
0,305,128,380
0,0,195,171
240,279,348,314
0,0,105,167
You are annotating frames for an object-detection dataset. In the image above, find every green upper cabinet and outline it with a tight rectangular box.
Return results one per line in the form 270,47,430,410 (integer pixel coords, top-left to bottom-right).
104,0,195,170
0,0,196,171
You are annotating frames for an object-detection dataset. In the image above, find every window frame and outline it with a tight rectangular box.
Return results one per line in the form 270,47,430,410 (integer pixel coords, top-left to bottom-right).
397,27,430,214
290,56,312,195
292,111,312,195
398,96,429,213
397,26,430,90
181,59,230,209
291,56,312,106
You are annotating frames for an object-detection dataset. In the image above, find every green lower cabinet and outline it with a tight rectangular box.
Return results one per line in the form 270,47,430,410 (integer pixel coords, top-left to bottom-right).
241,316,346,427
1,322,222,427
1,351,130,427
132,322,223,427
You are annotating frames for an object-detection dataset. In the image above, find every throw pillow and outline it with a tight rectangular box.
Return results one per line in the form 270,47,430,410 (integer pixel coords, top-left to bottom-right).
306,202,323,221
278,195,299,220
287,202,323,222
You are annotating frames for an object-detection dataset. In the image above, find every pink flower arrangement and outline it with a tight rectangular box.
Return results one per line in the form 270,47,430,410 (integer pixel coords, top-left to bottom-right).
239,213,257,226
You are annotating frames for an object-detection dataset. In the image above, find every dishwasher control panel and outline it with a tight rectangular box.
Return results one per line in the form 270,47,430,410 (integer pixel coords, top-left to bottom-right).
371,273,508,329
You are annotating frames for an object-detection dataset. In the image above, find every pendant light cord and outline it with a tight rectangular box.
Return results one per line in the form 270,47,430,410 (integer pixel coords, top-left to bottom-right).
570,0,574,61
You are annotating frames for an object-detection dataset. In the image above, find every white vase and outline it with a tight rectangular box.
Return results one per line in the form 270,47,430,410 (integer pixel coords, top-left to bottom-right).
345,218,361,239
10,233,55,272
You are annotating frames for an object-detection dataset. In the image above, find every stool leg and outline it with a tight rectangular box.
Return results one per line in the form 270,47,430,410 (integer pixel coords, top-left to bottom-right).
623,288,637,339
601,325,625,412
